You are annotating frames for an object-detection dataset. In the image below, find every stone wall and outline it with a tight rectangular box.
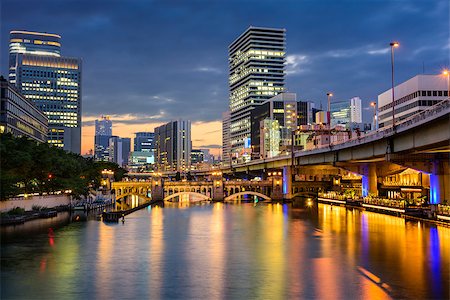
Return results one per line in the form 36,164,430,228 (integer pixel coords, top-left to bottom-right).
0,195,71,212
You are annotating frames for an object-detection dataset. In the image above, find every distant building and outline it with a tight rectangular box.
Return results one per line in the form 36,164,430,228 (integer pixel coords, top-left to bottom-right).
155,120,191,172
128,151,154,172
222,111,231,165
229,27,286,162
108,136,131,167
134,132,155,152
0,76,48,143
94,116,112,161
350,97,362,124
191,149,204,165
378,74,448,128
260,119,281,158
330,100,350,127
9,30,82,153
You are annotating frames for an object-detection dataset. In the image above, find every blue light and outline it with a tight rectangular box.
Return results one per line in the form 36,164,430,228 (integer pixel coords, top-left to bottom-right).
361,175,369,197
282,167,288,195
429,174,440,204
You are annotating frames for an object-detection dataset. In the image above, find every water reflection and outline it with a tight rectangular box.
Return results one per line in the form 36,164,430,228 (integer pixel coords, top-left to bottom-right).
1,203,448,299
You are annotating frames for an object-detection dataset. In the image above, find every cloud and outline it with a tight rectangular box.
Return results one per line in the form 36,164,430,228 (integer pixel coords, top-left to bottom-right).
367,48,389,55
194,66,222,74
286,54,309,75
198,144,222,149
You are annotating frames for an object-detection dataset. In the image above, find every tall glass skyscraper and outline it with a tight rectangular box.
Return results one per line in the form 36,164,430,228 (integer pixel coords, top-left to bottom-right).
228,27,286,162
94,116,112,160
9,30,82,153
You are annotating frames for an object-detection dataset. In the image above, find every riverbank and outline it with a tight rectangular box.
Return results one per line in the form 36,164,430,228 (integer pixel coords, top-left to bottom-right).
0,205,70,226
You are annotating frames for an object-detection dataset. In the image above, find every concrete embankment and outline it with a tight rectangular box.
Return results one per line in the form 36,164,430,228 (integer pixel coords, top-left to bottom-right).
0,195,71,213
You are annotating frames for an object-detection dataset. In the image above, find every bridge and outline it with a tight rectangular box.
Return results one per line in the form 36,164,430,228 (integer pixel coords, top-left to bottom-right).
114,99,449,204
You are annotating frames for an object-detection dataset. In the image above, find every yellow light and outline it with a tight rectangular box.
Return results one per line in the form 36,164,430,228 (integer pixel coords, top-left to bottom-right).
370,102,376,107
442,69,449,76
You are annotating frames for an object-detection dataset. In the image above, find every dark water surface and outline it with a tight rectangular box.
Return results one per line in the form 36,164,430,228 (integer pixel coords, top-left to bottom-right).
1,203,449,299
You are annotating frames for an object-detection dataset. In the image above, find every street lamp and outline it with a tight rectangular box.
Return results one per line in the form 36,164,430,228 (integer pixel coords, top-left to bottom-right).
370,101,377,130
442,69,449,98
390,41,399,130
327,92,333,147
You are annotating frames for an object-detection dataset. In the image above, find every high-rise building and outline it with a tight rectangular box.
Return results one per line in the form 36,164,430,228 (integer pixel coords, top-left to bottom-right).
0,76,48,143
350,97,362,124
378,75,448,128
191,149,204,165
222,111,231,165
134,132,155,152
154,120,191,172
229,27,286,162
94,116,112,161
108,136,131,167
9,30,82,153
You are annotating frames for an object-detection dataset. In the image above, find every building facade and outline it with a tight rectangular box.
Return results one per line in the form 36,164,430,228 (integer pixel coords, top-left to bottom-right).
9,30,82,153
94,116,112,161
154,120,191,172
229,27,286,162
0,76,48,143
222,111,231,165
134,132,155,152
378,75,448,128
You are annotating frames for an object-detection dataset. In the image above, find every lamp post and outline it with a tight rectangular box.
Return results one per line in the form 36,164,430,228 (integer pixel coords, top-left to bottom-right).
442,69,449,98
327,92,333,147
370,101,377,130
390,41,399,130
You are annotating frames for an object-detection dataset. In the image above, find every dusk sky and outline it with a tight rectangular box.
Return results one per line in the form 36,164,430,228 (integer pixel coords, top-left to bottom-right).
1,0,449,155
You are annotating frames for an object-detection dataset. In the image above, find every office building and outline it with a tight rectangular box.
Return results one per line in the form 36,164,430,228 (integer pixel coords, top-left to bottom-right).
134,132,155,152
260,119,281,158
94,116,112,161
250,93,302,157
154,120,191,172
222,111,231,165
9,30,82,153
378,74,448,128
350,97,362,124
191,149,204,165
229,27,286,162
330,100,350,127
0,76,48,143
108,136,131,167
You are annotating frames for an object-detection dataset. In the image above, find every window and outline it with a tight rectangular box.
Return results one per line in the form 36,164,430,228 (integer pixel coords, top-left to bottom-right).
433,91,437,96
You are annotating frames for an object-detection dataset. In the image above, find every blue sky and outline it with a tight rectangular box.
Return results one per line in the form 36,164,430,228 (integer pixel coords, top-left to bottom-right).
1,0,449,152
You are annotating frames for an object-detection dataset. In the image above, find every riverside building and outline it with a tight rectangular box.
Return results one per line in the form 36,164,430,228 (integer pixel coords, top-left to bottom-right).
228,27,286,163
9,30,82,153
378,74,448,128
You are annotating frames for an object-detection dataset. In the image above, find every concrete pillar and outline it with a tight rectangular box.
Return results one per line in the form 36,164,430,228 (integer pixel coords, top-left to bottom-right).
151,177,164,201
283,166,293,200
211,172,224,201
430,160,450,204
270,171,283,201
361,163,378,197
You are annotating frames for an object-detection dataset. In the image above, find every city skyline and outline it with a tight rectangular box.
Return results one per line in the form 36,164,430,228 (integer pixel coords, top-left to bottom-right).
1,0,449,155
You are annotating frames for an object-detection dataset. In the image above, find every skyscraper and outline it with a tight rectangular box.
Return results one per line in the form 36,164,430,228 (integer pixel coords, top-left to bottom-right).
94,116,112,161
108,136,131,167
154,120,191,172
228,27,286,162
9,30,82,153
350,97,362,124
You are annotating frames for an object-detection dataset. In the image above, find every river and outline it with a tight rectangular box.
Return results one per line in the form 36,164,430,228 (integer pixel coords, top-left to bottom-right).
1,202,449,299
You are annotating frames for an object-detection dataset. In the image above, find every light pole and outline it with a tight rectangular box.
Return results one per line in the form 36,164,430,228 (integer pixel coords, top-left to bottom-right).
442,69,449,98
390,41,399,130
370,101,377,130
327,92,333,147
